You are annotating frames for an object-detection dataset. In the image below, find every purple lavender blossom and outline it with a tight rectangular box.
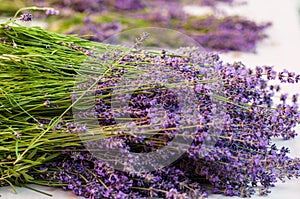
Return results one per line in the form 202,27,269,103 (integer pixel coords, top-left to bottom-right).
112,0,145,11
19,13,33,21
191,16,272,52
45,8,60,15
200,0,235,7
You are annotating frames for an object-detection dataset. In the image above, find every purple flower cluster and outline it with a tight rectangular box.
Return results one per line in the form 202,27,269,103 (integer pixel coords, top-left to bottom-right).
52,0,105,13
32,49,300,198
192,16,272,52
200,0,235,7
19,13,33,21
39,0,144,13
68,21,122,42
182,61,300,196
35,150,203,199
45,8,60,15
111,0,145,11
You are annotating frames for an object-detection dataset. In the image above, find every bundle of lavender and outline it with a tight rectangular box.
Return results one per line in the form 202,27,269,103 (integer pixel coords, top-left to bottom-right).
61,14,271,52
55,0,271,52
1,9,300,199
0,0,237,14
0,0,271,52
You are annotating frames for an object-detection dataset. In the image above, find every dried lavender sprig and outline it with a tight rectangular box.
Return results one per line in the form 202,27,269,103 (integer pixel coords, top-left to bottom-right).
12,6,60,20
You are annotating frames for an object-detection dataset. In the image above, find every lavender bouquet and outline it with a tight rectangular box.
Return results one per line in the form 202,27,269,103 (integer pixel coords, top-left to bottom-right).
0,7,300,199
0,0,271,52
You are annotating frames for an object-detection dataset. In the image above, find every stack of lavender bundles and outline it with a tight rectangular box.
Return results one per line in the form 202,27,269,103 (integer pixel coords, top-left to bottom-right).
0,6,299,199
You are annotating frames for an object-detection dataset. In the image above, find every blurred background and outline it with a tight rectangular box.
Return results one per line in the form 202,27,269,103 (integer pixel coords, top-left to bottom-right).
0,0,279,52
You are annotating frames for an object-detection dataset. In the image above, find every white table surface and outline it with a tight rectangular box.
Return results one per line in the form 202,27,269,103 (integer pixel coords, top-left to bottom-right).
1,0,300,198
